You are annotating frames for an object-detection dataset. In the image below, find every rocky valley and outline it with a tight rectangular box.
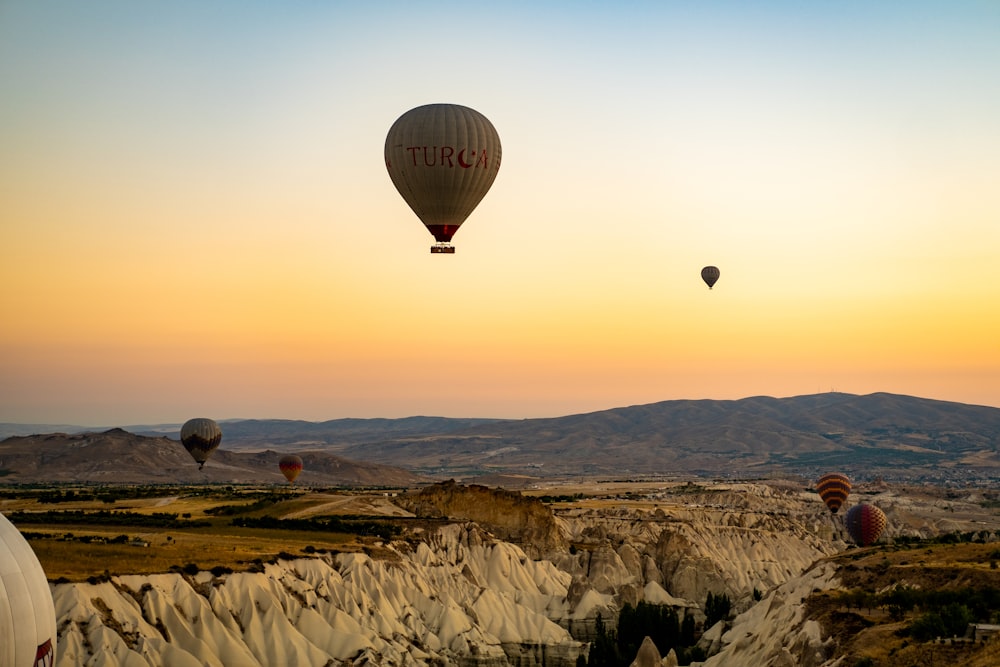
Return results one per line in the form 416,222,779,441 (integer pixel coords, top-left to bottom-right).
6,393,1000,664
38,479,1000,666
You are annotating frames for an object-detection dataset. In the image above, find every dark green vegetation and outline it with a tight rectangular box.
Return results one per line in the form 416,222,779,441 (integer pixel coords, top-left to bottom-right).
536,493,585,503
584,597,729,666
704,591,732,629
833,585,1000,639
7,510,211,528
230,515,401,541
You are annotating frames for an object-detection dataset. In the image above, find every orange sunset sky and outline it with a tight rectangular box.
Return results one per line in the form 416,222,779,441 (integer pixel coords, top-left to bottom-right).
2,2,999,426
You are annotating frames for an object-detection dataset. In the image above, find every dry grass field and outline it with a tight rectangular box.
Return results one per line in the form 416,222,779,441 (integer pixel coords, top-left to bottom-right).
807,542,1000,667
28,525,361,581
2,486,406,581
4,480,707,581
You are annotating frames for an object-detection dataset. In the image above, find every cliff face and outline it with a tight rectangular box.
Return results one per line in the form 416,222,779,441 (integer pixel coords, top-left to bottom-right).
697,562,842,667
552,483,841,618
54,523,585,667
50,482,848,666
43,479,1000,666
396,481,568,558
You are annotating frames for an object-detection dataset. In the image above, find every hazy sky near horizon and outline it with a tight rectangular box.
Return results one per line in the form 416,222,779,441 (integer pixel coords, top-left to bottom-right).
3,1,1000,426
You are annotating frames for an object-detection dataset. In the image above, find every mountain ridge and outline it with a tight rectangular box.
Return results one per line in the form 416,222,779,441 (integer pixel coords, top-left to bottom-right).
4,392,1000,483
0,429,428,485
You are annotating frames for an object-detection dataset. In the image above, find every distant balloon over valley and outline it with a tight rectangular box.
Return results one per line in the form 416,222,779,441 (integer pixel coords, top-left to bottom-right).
816,472,851,514
279,454,304,483
845,503,887,546
179,418,222,470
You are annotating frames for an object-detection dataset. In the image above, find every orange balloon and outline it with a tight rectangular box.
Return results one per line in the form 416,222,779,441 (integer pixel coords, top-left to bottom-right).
278,454,303,483
816,472,851,514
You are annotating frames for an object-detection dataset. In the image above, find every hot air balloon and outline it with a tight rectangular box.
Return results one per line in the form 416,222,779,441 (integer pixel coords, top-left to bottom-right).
816,472,851,514
279,454,303,484
701,266,720,289
385,103,502,253
180,418,222,470
845,503,887,547
1,512,57,667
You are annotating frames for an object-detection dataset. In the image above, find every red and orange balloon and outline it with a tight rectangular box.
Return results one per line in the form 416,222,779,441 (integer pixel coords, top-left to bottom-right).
278,454,303,484
845,503,887,546
816,472,851,514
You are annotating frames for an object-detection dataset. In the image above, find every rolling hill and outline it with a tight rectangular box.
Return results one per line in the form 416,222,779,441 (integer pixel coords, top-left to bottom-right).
3,392,1000,483
0,428,427,485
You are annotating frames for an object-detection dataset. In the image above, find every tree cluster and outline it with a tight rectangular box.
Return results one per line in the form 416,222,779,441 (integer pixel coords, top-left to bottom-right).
7,509,209,528
584,597,729,666
836,585,1000,639
230,515,401,540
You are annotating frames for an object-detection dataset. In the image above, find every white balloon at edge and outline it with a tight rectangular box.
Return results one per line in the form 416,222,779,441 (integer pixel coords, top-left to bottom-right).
1,512,56,666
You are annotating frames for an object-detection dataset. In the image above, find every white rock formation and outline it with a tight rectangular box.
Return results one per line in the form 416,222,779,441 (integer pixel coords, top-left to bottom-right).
553,483,842,618
53,523,586,666
50,482,851,666
696,561,841,667
630,636,662,667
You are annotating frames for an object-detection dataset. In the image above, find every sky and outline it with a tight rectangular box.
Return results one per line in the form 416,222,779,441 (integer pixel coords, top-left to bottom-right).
2,1,999,426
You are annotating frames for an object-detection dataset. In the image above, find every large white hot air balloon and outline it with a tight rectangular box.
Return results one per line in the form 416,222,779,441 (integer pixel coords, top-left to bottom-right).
1,512,56,667
385,103,502,253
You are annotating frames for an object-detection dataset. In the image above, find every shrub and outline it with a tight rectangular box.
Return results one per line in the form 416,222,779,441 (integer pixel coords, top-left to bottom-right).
908,612,946,641
705,592,732,628
680,646,706,664
940,602,974,637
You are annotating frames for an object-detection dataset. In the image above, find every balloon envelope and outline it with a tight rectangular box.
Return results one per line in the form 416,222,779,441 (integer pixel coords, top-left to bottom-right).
845,503,887,546
1,512,57,667
385,103,501,253
816,472,851,514
701,266,720,289
180,418,222,469
279,454,303,483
